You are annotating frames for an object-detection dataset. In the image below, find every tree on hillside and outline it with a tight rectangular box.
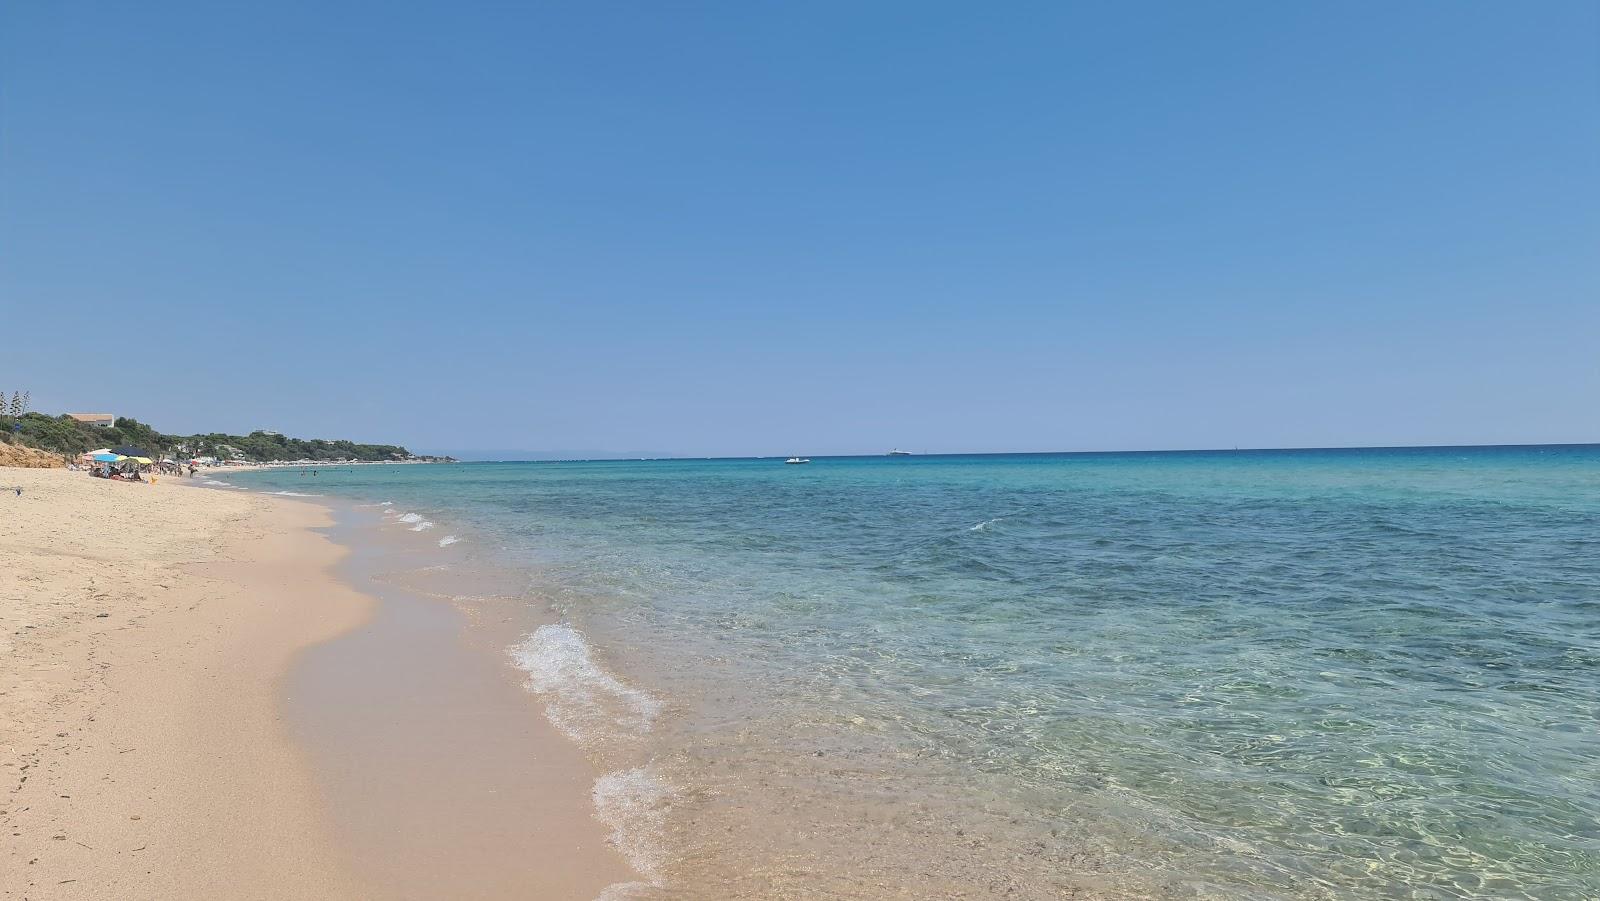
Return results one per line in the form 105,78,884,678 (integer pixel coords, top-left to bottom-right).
7,392,22,416
0,412,92,456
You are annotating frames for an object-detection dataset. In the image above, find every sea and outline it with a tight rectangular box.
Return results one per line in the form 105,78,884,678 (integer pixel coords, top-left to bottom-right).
228,446,1600,899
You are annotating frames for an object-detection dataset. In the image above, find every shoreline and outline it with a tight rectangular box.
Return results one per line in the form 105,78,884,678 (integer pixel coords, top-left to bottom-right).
217,463,1124,899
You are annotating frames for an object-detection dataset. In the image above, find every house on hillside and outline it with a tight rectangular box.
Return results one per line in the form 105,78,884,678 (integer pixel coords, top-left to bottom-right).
67,413,116,428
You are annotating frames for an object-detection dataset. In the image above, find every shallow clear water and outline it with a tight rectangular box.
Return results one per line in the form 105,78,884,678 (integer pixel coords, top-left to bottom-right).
235,447,1600,899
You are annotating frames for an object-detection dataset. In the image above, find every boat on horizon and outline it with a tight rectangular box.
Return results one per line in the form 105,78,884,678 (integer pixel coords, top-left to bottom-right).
887,449,911,456
784,457,811,464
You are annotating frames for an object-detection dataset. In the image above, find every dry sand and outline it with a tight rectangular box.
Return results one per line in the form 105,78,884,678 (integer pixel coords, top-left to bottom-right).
1,467,641,900
0,468,370,899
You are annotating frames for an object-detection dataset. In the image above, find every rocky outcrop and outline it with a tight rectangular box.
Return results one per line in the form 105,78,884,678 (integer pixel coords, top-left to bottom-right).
0,442,64,468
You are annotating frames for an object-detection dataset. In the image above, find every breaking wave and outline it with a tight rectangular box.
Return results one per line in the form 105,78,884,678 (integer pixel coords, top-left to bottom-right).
507,625,660,746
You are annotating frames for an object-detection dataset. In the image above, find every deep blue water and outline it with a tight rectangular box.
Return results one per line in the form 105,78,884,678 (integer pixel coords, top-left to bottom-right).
233,447,1600,898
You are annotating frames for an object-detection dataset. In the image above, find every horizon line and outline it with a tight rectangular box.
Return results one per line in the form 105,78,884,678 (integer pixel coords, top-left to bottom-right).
432,440,1600,464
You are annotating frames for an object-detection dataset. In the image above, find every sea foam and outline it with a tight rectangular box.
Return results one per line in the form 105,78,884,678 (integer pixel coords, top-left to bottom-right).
592,766,675,881
438,535,459,547
507,625,660,745
409,520,435,531
596,880,658,901
397,512,424,523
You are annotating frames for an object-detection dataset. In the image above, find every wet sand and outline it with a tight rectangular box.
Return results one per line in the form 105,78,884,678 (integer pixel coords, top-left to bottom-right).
283,505,636,898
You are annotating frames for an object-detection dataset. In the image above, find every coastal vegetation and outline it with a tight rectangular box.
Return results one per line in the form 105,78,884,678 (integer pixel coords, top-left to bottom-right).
0,401,443,463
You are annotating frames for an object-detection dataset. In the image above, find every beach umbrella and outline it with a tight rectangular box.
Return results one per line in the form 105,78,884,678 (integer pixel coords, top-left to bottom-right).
91,452,125,463
129,456,154,466
111,445,153,458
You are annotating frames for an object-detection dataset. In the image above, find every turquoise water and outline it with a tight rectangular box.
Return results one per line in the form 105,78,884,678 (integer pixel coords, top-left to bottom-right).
235,447,1600,898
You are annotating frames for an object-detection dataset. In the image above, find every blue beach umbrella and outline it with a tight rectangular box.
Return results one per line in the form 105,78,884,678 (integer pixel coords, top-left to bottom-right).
91,452,125,463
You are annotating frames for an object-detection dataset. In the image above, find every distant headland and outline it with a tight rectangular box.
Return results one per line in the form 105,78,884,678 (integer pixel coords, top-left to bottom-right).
0,393,450,465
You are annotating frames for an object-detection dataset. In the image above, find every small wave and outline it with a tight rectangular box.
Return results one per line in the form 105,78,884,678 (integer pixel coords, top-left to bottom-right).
357,500,394,508
202,479,229,486
438,535,459,547
508,625,660,745
409,520,435,531
398,512,424,523
270,491,322,497
969,516,1004,532
592,767,674,882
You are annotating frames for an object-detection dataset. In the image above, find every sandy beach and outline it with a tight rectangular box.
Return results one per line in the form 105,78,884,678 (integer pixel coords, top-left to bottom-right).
1,468,370,898
0,468,632,899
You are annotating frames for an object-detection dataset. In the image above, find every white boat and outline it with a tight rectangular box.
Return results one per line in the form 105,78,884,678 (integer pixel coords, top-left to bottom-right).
784,457,810,464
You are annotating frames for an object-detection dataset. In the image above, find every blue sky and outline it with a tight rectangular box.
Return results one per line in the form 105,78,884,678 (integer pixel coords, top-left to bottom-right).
2,2,1595,457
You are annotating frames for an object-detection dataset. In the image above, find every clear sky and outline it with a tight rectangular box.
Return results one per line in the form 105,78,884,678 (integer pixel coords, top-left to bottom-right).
2,2,1596,457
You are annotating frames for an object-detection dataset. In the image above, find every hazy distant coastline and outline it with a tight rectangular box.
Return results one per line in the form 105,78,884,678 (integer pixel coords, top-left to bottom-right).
418,448,680,462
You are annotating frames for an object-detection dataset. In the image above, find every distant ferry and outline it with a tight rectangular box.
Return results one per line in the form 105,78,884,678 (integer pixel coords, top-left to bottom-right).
785,457,811,465
887,449,912,456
